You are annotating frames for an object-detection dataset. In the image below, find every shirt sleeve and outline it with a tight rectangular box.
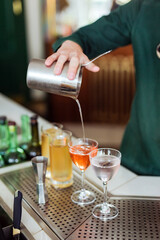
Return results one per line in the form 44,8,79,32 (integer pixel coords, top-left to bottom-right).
53,0,143,59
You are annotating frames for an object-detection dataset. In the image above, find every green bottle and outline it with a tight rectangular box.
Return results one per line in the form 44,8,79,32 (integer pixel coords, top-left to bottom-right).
0,116,9,161
5,121,26,165
0,155,5,168
27,115,41,159
19,115,31,157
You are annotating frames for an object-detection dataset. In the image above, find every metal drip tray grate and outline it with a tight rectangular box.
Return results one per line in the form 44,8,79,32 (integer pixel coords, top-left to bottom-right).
1,167,160,240
67,199,160,240
1,167,103,239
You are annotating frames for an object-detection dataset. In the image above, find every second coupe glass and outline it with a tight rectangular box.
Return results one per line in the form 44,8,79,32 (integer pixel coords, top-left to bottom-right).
90,148,121,220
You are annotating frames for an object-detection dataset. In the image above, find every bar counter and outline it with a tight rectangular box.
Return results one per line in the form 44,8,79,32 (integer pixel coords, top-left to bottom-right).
0,93,160,240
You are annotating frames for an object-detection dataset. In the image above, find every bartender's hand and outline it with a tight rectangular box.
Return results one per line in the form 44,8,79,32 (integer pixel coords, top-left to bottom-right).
45,40,100,80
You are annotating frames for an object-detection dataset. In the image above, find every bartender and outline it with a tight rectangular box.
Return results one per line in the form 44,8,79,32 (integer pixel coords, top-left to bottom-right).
45,0,160,176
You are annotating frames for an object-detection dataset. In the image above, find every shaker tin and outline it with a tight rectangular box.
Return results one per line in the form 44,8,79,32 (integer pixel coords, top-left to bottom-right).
26,59,82,99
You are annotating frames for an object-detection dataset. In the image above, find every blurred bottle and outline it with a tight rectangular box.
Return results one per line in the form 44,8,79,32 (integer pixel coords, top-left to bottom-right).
19,114,31,157
27,115,41,159
0,155,5,168
5,121,26,165
0,116,9,161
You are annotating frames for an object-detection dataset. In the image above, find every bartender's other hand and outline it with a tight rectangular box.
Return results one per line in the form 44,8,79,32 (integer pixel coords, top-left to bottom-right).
45,40,100,80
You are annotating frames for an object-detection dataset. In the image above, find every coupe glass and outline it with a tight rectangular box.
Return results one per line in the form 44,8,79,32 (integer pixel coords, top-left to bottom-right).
69,138,98,205
90,148,121,220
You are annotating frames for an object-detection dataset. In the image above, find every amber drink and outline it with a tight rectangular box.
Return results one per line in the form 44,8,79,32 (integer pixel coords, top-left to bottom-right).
50,130,73,188
41,123,63,177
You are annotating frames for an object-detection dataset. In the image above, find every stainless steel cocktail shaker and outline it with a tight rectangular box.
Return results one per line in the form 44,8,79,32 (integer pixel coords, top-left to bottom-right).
26,59,82,99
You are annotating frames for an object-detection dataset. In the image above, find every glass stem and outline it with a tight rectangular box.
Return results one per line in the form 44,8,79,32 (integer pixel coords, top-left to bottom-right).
81,170,85,193
103,181,108,208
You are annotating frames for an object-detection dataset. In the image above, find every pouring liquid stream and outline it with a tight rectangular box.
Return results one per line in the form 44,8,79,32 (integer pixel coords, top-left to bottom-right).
76,99,85,140
75,50,112,140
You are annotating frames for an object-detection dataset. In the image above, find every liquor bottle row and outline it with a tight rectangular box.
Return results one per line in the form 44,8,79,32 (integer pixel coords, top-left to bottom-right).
0,114,41,167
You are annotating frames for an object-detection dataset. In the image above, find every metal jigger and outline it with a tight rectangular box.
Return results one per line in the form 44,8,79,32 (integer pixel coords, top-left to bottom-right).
31,156,48,204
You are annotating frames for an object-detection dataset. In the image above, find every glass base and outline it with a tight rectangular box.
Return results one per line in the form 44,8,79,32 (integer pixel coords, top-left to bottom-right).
92,203,119,220
71,189,96,205
46,170,51,179
51,178,73,189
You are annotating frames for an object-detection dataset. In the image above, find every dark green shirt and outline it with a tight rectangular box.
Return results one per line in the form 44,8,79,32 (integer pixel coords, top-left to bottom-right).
53,0,160,175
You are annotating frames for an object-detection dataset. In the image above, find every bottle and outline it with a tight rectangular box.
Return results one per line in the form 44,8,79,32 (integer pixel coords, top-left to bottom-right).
27,115,41,159
0,116,9,161
19,114,31,157
0,155,5,168
5,121,26,165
